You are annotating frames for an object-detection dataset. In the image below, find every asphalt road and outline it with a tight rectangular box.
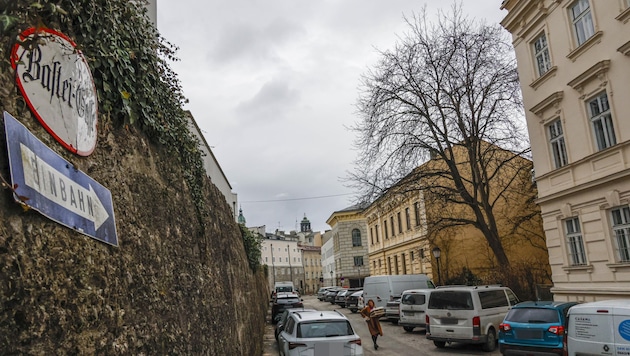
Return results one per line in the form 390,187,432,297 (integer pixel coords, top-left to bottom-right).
264,295,502,356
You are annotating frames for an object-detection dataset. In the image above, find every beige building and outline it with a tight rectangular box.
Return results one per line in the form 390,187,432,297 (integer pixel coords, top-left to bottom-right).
501,0,630,301
326,205,369,288
300,244,322,295
363,190,434,281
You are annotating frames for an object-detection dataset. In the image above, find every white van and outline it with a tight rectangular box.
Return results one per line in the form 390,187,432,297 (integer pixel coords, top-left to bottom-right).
273,281,296,298
425,285,519,352
567,299,630,356
362,274,435,310
399,289,433,332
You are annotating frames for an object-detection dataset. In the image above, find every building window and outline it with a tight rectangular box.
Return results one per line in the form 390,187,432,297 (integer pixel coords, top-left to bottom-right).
565,217,587,265
532,32,552,76
384,221,389,239
611,206,630,262
352,229,362,247
410,251,414,260
390,216,395,236
405,208,411,230
414,202,421,226
375,224,379,243
397,212,403,234
354,256,364,266
370,227,374,245
548,119,568,168
588,92,616,151
570,0,594,46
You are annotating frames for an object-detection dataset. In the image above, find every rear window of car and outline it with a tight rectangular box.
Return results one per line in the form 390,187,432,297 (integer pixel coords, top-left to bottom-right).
428,291,474,310
297,320,354,338
276,286,293,293
402,293,426,305
505,308,560,323
277,297,300,304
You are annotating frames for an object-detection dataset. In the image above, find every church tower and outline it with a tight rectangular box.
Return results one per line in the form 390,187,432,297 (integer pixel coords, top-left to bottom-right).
237,207,246,225
300,214,311,233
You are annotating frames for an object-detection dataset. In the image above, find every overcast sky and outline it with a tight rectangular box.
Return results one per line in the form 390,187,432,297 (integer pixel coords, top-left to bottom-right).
157,1,507,233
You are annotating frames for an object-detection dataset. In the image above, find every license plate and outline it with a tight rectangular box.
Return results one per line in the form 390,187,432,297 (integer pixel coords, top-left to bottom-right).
404,311,415,316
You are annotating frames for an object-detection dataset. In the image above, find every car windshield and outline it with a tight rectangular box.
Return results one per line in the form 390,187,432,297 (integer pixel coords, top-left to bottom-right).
428,291,473,310
297,320,354,338
505,308,559,323
277,286,293,293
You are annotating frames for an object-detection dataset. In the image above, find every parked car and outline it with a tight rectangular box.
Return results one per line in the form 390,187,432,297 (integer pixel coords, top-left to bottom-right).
271,292,303,323
363,274,434,309
567,299,630,356
335,289,350,307
271,281,296,300
398,289,433,332
385,298,401,324
499,301,577,356
426,285,520,352
325,289,341,304
277,310,363,356
274,307,316,342
317,287,333,301
346,290,363,313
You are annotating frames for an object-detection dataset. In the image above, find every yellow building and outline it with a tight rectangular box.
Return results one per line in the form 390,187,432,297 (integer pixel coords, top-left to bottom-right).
501,0,630,301
364,143,551,299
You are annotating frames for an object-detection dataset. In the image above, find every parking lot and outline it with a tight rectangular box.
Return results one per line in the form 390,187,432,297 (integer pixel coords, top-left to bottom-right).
265,294,501,356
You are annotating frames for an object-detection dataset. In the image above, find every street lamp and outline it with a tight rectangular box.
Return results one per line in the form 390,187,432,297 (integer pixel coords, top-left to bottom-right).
432,247,442,286
330,270,334,286
357,265,362,287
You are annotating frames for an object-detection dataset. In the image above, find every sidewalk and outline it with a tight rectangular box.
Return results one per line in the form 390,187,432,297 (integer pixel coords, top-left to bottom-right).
262,301,277,356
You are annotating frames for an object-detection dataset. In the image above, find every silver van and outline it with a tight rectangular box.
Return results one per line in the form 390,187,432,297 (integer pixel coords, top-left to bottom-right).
425,285,519,352
399,289,433,332
567,299,630,356
362,274,435,310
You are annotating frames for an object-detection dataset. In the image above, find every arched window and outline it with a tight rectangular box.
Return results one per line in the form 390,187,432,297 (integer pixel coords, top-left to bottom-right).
352,229,362,247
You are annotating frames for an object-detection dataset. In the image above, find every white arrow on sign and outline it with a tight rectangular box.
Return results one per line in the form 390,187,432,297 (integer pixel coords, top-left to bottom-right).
19,143,110,230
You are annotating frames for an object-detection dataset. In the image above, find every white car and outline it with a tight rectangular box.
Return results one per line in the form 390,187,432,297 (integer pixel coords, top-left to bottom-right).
278,310,363,356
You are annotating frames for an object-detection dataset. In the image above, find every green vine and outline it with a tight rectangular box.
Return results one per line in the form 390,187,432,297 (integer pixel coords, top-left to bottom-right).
1,0,208,221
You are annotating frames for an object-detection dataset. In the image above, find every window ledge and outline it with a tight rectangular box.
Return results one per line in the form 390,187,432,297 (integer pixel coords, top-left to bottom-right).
618,41,630,56
616,7,630,23
530,66,558,90
562,264,593,273
566,31,604,62
607,262,630,272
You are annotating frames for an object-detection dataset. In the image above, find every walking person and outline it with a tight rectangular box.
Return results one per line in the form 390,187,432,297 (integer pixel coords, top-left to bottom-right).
360,299,383,350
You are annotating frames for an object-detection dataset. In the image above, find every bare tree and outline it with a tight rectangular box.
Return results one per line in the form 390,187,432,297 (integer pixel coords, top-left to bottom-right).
349,5,531,267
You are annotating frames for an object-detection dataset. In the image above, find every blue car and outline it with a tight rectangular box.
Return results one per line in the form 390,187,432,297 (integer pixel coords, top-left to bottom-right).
499,301,577,356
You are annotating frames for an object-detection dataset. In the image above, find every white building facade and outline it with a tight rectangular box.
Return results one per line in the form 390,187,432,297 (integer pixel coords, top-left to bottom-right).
501,0,630,301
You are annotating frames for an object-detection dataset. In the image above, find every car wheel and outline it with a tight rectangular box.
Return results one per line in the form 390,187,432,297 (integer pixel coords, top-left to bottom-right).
433,341,446,348
350,309,357,313
482,328,497,352
403,326,414,332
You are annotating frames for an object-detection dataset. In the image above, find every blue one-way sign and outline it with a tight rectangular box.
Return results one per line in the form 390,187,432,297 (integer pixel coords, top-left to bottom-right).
4,112,118,246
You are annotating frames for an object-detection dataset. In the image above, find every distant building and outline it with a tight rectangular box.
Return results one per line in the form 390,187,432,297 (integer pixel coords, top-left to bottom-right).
186,111,238,220
321,231,335,287
501,0,630,301
300,244,322,294
326,205,369,288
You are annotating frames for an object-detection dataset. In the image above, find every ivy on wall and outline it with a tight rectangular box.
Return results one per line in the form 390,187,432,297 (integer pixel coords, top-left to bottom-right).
0,0,208,221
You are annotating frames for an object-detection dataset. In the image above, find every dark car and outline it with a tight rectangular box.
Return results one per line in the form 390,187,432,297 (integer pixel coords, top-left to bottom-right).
345,290,363,313
324,289,340,304
271,293,303,323
317,287,333,301
274,307,316,341
499,301,578,356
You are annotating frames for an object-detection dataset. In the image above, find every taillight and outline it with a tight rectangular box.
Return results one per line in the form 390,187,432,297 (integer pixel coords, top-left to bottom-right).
348,338,362,346
288,342,307,350
472,316,481,339
499,323,511,332
472,316,480,327
426,315,430,325
548,325,565,335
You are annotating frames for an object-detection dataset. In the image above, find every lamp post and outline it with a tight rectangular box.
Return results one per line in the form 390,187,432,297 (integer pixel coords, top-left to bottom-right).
330,270,334,287
432,247,442,286
357,265,362,287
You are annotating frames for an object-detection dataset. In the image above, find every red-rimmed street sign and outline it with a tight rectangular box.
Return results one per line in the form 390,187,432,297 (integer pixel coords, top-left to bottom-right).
11,27,98,156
